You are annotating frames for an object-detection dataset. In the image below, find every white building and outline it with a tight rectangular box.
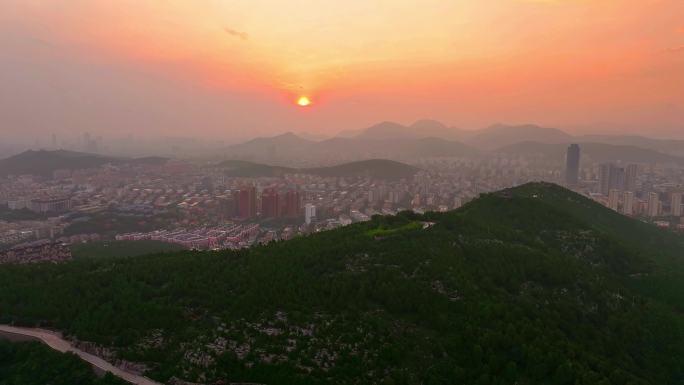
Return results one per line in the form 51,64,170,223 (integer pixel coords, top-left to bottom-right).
305,203,316,225
608,189,620,211
671,192,682,217
622,191,634,216
648,192,660,217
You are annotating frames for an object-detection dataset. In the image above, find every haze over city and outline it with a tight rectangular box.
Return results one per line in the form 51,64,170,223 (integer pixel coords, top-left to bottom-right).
2,0,684,142
3,2,684,385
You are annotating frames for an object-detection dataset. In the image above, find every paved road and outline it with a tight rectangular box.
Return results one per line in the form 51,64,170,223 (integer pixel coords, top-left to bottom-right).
0,325,163,385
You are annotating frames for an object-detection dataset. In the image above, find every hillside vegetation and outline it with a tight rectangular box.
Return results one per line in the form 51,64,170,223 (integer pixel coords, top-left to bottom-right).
70,240,185,259
0,340,127,385
1,183,683,385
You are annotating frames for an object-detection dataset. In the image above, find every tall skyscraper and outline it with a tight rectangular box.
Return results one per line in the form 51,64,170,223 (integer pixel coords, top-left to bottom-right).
565,144,580,186
608,189,620,211
260,188,279,218
598,163,625,195
671,192,682,217
624,164,638,192
305,203,316,225
234,186,257,219
598,164,611,195
622,191,634,216
648,192,660,217
218,195,236,219
283,190,301,218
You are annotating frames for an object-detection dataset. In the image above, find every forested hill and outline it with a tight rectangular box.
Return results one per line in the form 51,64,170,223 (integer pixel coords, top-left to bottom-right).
1,183,684,385
217,159,419,179
0,150,168,177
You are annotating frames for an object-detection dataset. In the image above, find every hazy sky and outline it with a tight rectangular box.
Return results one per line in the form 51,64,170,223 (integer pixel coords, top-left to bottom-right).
2,0,683,141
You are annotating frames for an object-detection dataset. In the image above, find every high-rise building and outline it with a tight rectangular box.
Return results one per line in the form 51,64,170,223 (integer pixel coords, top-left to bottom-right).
217,195,236,219
671,192,683,217
234,186,257,219
388,191,404,204
260,188,279,218
622,191,634,216
283,190,301,218
624,164,638,192
565,144,581,186
648,192,660,217
598,163,625,195
305,203,316,225
608,189,620,211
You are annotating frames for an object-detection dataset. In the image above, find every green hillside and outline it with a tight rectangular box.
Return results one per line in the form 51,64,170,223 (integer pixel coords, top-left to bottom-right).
0,340,127,385
1,183,683,385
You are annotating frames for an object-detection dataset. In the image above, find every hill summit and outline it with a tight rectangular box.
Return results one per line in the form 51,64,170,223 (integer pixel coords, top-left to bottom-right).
217,158,420,179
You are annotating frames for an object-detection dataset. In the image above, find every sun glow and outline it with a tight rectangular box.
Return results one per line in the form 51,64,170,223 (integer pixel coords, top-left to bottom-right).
297,96,312,107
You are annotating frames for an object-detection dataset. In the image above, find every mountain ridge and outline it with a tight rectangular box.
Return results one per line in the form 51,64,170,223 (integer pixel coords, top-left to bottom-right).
0,150,169,177
333,120,684,155
216,159,420,179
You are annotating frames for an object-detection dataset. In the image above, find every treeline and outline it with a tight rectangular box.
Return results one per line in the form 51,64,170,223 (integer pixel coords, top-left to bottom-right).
0,340,127,385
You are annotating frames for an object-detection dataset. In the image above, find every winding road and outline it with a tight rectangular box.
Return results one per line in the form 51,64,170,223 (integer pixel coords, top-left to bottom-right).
0,325,162,385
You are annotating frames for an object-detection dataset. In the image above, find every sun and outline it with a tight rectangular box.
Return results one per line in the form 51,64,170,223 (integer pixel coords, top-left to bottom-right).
296,96,311,107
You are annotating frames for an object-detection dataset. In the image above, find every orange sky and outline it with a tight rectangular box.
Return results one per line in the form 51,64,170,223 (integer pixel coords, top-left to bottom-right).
1,0,683,140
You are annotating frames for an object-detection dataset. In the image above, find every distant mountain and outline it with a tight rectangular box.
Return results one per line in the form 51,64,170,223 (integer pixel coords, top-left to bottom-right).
227,122,682,165
409,119,474,141
467,124,574,150
223,132,479,165
334,121,684,157
354,121,411,140
0,150,168,177
217,159,420,179
217,160,296,177
578,134,684,156
496,141,684,165
295,131,329,141
340,120,471,141
223,132,316,162
309,159,420,179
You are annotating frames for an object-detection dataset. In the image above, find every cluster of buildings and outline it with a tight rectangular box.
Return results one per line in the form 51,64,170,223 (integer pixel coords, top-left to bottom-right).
116,224,261,250
7,196,72,213
0,240,72,264
564,144,684,230
3,144,684,253
221,187,301,220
